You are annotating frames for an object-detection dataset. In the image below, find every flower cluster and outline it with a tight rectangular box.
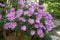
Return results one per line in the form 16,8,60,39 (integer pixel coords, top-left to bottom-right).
1,0,54,38
0,14,2,19
4,22,17,29
6,8,16,21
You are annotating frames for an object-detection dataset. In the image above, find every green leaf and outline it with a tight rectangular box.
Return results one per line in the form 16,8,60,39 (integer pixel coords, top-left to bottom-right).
43,32,52,40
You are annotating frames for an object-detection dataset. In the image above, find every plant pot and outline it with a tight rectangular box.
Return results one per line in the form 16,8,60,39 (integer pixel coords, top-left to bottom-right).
2,30,24,40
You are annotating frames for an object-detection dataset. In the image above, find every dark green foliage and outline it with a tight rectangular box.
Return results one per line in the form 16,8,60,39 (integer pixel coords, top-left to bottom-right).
0,8,3,13
23,7,28,11
42,32,52,40
40,18,45,26
44,0,60,19
0,31,5,40
11,0,19,9
35,9,38,12
22,31,51,40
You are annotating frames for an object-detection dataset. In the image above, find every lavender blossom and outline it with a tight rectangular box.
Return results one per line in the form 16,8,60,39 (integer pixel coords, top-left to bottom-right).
10,22,17,29
27,13,32,17
37,29,44,38
38,9,43,13
45,12,53,19
20,4,25,8
21,25,27,31
29,7,34,14
28,18,34,24
0,14,2,19
45,19,54,26
1,4,5,7
16,9,23,18
35,19,40,23
18,0,24,5
4,23,9,29
31,2,38,9
18,0,25,8
0,3,5,7
19,17,26,22
38,23,44,28
24,11,29,15
34,24,39,28
46,25,53,31
30,30,35,36
36,13,43,20
6,13,16,21
4,22,17,29
9,8,15,14
0,3,2,6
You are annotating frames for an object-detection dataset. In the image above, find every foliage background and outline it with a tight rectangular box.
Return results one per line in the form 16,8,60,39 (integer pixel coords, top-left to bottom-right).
44,0,60,19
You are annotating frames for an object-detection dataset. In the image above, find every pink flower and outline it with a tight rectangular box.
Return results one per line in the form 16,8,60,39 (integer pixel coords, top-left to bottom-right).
28,18,34,24
4,22,17,29
38,9,43,13
18,0,25,8
4,23,9,29
19,17,26,22
6,13,16,21
18,0,24,5
34,24,39,28
10,22,17,29
43,27,46,30
1,4,5,7
46,25,53,31
0,14,2,19
24,11,29,15
45,19,54,25
20,4,25,8
16,9,23,18
30,30,35,36
29,7,34,14
36,11,43,20
36,19,40,23
0,3,5,7
10,8,15,14
21,25,27,31
38,23,44,28
45,12,53,19
27,13,32,17
31,2,38,9
37,29,44,38
31,2,36,6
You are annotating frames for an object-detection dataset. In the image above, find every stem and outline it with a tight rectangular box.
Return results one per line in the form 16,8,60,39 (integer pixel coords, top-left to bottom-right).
2,30,7,40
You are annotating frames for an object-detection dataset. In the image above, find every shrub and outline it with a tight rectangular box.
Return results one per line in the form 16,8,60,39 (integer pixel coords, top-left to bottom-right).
0,0,54,40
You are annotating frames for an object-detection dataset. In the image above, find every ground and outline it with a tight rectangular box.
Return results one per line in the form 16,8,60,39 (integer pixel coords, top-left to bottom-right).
50,20,60,40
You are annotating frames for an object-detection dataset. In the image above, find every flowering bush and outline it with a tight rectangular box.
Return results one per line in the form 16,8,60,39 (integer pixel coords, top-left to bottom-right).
0,0,54,40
